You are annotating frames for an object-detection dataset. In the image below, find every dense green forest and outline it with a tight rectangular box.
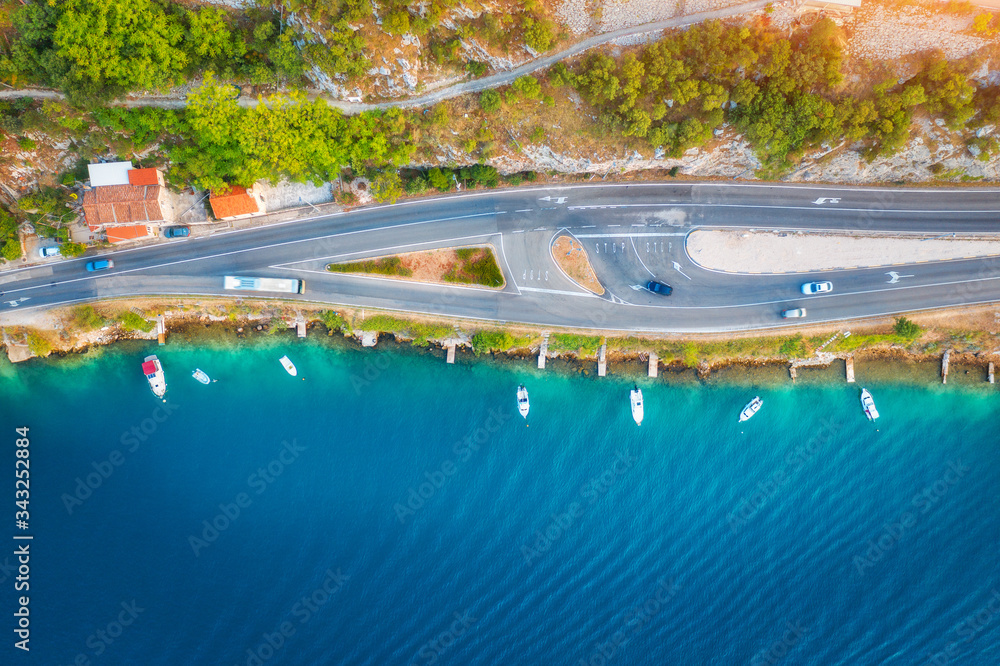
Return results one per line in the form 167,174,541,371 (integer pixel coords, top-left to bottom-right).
0,0,560,100
0,9,997,197
547,18,999,174
1,0,307,103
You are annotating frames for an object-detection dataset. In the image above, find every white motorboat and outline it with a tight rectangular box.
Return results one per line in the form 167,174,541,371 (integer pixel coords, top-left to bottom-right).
142,355,166,398
517,385,530,418
860,388,879,421
279,355,297,377
192,368,211,384
630,385,643,426
739,396,763,423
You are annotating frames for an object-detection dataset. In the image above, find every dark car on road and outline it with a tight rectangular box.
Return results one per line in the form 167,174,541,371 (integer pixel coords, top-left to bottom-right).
645,280,673,296
164,226,190,238
85,259,114,271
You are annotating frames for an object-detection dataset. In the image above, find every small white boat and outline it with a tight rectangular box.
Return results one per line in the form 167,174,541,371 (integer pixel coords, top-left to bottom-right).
630,385,643,426
861,388,879,421
142,355,166,398
192,369,211,384
739,396,763,423
279,355,297,377
517,385,530,418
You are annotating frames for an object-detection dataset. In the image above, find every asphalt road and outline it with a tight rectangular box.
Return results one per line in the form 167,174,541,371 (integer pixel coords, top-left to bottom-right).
3,182,1000,333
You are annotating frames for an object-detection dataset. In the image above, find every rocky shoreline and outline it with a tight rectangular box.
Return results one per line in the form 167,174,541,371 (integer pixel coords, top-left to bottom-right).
4,301,998,389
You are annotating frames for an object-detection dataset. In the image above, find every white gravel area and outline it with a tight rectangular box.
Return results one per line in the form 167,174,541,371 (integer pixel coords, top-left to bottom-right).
596,0,679,33
687,230,1000,274
846,3,990,62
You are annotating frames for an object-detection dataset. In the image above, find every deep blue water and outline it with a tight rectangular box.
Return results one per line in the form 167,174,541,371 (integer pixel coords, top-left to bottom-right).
1,339,998,665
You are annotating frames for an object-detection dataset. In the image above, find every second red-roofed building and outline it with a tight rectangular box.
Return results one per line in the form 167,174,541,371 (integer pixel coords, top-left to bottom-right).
209,185,266,221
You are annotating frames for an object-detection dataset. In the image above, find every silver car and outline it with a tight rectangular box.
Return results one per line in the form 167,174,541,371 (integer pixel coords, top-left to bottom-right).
782,308,807,318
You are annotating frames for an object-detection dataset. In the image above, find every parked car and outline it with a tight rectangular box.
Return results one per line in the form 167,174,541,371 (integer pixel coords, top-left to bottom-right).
782,308,807,318
645,280,673,296
164,226,190,238
85,259,114,272
801,281,832,295
38,246,60,258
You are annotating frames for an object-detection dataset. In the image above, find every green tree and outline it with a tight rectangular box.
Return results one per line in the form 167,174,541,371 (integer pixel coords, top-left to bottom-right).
893,316,921,338
187,7,244,65
383,10,411,36
521,15,555,52
60,241,87,257
1,238,21,261
428,167,452,191
479,89,501,113
511,75,542,100
370,170,403,203
48,0,188,100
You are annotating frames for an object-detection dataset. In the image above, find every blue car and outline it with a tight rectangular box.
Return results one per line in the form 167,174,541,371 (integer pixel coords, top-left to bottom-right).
85,259,114,271
645,280,673,296
164,226,190,238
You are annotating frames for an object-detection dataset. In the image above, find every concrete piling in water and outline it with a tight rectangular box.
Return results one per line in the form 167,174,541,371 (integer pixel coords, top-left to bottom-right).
989,361,994,384
942,349,951,384
845,356,855,383
789,365,797,381
597,342,607,377
156,315,166,345
648,352,658,378
446,343,456,364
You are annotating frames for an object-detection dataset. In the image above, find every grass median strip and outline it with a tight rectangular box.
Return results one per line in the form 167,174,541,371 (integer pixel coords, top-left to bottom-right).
327,246,504,288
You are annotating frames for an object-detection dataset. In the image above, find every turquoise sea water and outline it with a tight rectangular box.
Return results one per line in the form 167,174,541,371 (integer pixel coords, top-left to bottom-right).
1,338,998,665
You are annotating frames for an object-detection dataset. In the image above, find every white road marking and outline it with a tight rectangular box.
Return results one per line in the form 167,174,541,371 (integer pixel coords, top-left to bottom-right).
672,261,692,280
630,237,655,277
515,209,532,213
574,233,687,238
812,197,842,205
518,286,596,297
886,271,915,284
567,203,1000,214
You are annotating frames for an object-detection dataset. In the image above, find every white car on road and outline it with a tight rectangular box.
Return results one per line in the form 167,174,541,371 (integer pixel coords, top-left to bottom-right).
801,281,832,295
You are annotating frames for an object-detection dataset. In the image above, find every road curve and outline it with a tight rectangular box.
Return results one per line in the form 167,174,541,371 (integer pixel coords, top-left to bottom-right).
0,1,769,114
3,181,1000,333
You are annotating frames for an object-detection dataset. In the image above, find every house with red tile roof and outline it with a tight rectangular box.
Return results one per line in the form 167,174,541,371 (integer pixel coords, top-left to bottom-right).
209,185,266,221
82,162,168,242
